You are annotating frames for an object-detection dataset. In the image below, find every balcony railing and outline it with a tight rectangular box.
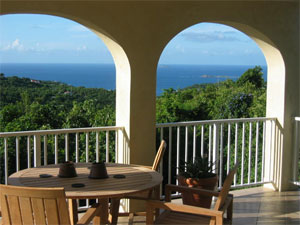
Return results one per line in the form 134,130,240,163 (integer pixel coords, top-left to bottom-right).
156,117,283,191
0,126,126,185
0,117,285,193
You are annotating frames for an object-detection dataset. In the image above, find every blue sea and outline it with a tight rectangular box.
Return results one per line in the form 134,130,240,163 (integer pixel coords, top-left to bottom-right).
0,63,267,96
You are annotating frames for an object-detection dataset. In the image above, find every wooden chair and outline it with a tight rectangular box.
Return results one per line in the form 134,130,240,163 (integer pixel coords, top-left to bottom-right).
146,163,239,225
116,140,167,223
0,184,101,225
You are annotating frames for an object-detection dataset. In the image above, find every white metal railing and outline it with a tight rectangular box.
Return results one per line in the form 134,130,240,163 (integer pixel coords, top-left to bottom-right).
293,117,300,186
0,126,126,185
0,126,129,211
0,117,285,207
156,117,283,191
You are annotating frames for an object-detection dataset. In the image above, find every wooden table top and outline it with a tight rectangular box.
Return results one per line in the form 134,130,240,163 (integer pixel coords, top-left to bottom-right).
8,163,163,199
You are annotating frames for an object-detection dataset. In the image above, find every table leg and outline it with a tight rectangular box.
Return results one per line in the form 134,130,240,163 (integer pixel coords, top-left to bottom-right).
68,199,78,225
93,198,109,225
109,198,120,225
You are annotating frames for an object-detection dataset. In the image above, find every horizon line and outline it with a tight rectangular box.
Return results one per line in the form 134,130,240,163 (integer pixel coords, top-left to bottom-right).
0,62,267,67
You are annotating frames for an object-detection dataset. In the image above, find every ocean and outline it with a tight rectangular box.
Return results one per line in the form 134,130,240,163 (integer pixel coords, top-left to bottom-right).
0,63,267,96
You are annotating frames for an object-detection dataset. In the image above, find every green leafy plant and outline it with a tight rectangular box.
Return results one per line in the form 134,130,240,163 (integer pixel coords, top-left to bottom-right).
179,156,216,179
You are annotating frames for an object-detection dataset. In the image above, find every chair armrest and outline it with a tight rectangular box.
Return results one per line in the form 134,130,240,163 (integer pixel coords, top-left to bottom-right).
142,166,153,170
147,200,223,217
76,203,101,225
130,164,153,170
220,194,234,219
165,184,220,201
146,200,223,224
219,194,233,211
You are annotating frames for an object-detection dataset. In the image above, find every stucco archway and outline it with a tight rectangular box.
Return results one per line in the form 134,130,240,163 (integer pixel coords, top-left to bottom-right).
156,20,288,191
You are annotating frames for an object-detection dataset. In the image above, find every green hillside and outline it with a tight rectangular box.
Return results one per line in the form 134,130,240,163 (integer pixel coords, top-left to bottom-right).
0,73,115,131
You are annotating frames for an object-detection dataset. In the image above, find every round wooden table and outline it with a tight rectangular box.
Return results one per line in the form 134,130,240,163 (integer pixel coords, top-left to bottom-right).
8,163,163,224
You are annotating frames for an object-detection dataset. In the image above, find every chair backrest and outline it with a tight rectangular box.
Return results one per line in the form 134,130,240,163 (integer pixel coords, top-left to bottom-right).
214,163,239,211
152,140,167,171
0,184,71,225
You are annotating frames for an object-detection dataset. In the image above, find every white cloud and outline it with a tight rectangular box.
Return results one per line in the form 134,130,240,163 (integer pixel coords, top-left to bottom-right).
11,39,20,48
2,39,25,51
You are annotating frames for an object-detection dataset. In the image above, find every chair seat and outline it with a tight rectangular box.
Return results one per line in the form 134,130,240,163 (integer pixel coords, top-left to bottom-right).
155,210,230,225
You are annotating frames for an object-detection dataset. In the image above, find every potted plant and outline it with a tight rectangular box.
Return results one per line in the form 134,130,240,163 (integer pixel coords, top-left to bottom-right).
177,156,218,208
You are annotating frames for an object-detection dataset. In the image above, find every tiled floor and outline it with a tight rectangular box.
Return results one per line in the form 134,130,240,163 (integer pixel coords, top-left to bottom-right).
232,187,300,225
117,186,300,224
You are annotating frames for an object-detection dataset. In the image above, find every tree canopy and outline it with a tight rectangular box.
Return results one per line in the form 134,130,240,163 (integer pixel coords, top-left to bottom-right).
156,66,266,123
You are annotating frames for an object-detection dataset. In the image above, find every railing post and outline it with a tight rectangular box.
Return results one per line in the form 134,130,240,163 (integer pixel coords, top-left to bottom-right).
55,135,58,164
263,119,276,190
44,135,48,165
176,126,180,186
4,138,8,184
248,122,253,184
106,131,109,163
209,125,212,162
75,133,79,163
241,122,245,185
117,128,129,164
213,123,219,176
65,133,69,162
193,125,196,161
201,125,204,157
86,133,89,163
115,130,118,163
185,126,188,163
219,124,223,188
34,134,41,167
168,127,172,184
234,123,239,186
27,136,31,168
117,129,124,164
227,123,231,175
16,137,20,171
96,132,100,163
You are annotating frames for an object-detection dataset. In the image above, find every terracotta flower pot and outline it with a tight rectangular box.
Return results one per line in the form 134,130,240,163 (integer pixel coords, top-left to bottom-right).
177,175,218,208
89,162,108,179
58,161,77,178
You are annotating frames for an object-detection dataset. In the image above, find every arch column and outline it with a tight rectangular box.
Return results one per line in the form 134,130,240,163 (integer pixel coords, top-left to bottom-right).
115,51,159,212
115,58,157,169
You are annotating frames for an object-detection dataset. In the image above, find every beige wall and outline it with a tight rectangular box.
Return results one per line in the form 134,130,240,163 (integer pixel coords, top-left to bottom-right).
1,0,299,199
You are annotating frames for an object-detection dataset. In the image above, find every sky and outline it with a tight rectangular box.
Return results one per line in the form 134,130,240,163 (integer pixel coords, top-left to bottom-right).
0,14,266,66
